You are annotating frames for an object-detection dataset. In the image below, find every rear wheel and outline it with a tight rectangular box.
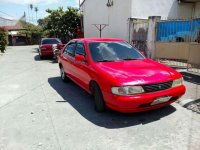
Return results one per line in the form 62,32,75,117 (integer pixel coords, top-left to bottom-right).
39,53,44,60
60,66,69,82
93,83,106,112
54,56,58,63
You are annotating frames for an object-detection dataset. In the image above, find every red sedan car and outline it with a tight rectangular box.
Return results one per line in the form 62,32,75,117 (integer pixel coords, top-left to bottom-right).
58,38,185,113
39,38,62,59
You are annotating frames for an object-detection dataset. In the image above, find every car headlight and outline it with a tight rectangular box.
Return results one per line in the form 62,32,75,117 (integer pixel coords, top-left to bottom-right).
172,77,183,88
111,86,144,96
52,44,57,49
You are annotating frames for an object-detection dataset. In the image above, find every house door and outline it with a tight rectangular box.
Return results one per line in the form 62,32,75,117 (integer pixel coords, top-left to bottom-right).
8,35,12,46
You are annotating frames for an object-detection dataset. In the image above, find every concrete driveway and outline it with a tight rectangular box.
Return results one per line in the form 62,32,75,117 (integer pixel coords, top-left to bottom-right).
0,46,200,150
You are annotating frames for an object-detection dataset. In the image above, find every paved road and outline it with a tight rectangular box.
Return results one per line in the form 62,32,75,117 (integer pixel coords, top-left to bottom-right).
0,46,200,150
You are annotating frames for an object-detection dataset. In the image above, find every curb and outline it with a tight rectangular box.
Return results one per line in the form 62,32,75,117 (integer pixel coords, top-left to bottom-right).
178,99,196,107
178,99,200,114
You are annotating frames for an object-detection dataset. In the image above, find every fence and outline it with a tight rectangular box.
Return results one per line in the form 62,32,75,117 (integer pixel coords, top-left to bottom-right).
156,18,200,43
155,18,200,73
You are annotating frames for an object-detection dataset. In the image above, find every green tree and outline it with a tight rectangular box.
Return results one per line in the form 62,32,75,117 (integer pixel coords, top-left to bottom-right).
30,4,33,22
19,21,43,45
39,7,81,42
0,27,8,53
38,18,48,27
45,7,65,38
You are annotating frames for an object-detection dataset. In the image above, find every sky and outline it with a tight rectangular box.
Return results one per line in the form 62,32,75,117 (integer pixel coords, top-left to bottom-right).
0,0,83,23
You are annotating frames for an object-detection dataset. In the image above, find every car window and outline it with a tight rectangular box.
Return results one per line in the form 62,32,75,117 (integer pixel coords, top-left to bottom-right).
75,43,86,56
64,43,76,57
88,42,144,62
41,39,61,44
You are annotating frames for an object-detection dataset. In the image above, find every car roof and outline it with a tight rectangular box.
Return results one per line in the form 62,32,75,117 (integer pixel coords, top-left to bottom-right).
73,38,124,43
41,38,59,40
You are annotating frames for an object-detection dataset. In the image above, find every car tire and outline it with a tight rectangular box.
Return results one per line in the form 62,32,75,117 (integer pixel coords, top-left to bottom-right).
39,53,44,60
93,83,106,112
60,66,69,82
54,56,58,63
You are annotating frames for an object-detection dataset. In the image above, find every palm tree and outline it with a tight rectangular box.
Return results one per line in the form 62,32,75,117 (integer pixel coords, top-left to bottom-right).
30,4,33,22
27,4,30,22
35,7,38,23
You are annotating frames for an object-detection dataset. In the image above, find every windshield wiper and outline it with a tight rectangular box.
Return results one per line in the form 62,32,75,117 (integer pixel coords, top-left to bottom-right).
122,58,140,60
96,59,115,62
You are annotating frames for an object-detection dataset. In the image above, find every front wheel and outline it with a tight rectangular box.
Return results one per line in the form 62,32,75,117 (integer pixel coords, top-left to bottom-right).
93,83,106,112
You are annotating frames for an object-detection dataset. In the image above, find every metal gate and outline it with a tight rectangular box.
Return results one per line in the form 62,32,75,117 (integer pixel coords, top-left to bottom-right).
131,19,149,57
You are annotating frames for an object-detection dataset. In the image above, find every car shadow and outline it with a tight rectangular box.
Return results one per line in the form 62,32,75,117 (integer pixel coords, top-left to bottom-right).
34,55,57,64
180,72,200,85
48,77,177,129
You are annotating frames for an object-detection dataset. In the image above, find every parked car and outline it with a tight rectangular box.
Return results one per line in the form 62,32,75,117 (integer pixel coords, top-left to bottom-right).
58,38,186,113
39,38,62,59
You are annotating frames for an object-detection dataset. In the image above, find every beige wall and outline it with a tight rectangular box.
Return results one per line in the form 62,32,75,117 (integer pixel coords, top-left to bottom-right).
155,42,200,66
188,43,200,65
195,2,200,17
155,42,190,60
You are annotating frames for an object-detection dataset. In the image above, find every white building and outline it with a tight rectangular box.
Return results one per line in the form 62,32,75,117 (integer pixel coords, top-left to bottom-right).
80,0,200,41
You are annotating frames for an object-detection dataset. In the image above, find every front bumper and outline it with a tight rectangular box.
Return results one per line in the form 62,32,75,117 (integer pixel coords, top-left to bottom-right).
102,85,186,113
40,50,53,56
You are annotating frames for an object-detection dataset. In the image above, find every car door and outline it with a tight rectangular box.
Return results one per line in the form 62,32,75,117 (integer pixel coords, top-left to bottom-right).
73,42,91,90
61,42,76,78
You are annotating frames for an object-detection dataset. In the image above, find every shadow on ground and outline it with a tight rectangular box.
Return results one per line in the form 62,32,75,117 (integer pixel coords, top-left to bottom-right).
34,55,57,64
48,77,176,129
180,72,200,85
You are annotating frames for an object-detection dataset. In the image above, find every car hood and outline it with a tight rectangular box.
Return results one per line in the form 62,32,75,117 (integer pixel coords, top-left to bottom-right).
94,59,181,86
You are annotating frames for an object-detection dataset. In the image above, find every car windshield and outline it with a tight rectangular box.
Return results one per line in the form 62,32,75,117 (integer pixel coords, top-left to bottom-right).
88,42,145,62
42,39,61,44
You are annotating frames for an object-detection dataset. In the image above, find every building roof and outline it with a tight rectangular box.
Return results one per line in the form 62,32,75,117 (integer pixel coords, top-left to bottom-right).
0,17,17,26
0,17,23,31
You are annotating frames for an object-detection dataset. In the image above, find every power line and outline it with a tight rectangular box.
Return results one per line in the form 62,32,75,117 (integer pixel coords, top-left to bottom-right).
0,10,14,18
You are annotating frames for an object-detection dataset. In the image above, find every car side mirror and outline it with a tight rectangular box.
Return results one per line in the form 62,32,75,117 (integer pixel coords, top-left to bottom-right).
75,54,86,62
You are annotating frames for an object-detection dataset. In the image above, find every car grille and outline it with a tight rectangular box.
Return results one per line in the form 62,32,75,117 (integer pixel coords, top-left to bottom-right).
143,81,173,93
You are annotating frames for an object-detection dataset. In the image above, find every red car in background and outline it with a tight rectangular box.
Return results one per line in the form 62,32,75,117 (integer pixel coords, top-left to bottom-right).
39,38,62,59
58,38,186,113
